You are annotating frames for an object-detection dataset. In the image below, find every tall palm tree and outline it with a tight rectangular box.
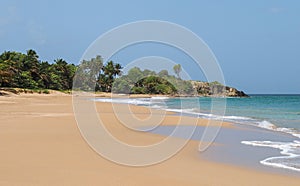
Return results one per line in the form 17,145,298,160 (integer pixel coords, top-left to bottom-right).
25,49,40,83
39,61,51,89
26,49,39,59
173,64,182,79
114,63,122,77
97,60,122,92
54,58,75,89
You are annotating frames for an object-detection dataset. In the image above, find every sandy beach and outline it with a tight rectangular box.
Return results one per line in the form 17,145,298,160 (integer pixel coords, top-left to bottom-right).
0,94,299,185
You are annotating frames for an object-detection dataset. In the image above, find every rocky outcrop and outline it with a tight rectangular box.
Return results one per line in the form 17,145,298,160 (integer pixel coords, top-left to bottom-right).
225,87,248,97
190,81,249,97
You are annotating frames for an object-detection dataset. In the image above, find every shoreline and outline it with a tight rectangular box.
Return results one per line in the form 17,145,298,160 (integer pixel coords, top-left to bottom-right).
94,96,300,174
147,123,300,176
0,94,299,185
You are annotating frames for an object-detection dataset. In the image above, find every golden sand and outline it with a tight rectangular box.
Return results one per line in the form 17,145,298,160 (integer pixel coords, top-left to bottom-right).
0,94,299,185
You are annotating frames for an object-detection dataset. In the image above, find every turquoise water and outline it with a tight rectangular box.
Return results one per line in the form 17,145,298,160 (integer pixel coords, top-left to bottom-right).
164,95,300,132
95,95,300,172
96,95,300,133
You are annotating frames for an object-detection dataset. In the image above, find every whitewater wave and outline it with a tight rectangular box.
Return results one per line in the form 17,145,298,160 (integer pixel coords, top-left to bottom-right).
165,109,300,173
150,96,169,100
94,97,300,140
174,109,300,140
241,140,300,172
94,97,300,172
256,120,300,139
95,98,151,105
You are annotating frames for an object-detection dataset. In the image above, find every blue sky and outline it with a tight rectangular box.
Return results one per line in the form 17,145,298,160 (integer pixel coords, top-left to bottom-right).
1,0,299,94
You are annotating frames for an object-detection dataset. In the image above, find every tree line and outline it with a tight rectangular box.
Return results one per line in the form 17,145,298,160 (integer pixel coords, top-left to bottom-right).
0,50,123,92
112,66,195,95
0,49,193,95
73,55,193,95
0,50,76,90
2,49,232,96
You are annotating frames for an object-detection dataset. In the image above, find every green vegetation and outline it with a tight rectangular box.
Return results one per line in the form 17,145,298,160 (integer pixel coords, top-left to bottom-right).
0,50,247,97
173,64,182,79
0,50,122,93
112,67,194,95
74,56,122,92
0,50,76,90
209,81,223,86
0,87,52,95
0,50,194,96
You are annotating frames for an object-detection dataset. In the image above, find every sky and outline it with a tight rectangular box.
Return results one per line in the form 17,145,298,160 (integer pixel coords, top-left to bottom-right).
0,0,299,94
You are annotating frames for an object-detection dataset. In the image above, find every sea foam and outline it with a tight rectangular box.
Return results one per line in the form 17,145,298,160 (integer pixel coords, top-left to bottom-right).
95,97,300,139
94,96,300,172
242,140,300,172
256,120,300,139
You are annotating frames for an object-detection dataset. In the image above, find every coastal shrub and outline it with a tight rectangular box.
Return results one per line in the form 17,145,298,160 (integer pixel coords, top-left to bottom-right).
209,81,223,86
131,87,146,94
133,76,177,95
42,89,50,94
112,79,131,94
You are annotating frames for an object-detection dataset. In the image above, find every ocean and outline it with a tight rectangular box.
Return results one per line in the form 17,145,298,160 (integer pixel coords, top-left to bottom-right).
95,95,300,172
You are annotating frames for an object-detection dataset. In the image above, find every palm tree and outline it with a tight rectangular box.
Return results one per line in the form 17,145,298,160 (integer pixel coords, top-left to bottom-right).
173,64,182,79
114,63,122,77
25,49,40,83
53,58,76,89
39,61,51,89
26,49,39,59
97,60,122,92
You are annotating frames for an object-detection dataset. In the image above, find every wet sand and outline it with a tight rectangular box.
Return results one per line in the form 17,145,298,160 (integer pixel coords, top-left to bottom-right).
0,94,299,185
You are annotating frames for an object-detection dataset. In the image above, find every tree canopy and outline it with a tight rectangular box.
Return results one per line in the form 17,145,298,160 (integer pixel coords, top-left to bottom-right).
0,50,122,92
112,66,194,95
173,64,182,79
0,50,245,97
0,50,76,90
